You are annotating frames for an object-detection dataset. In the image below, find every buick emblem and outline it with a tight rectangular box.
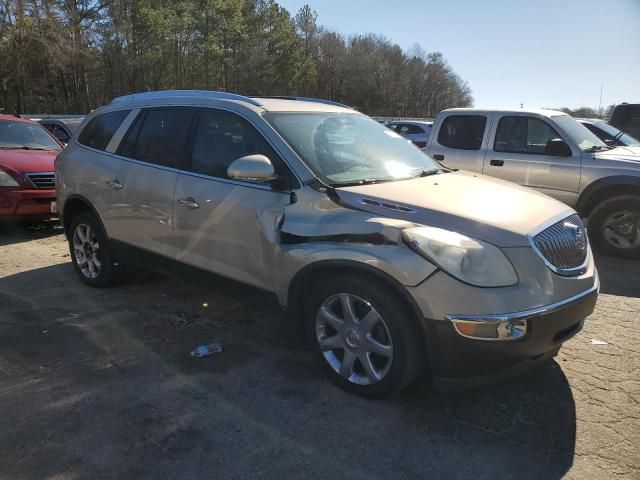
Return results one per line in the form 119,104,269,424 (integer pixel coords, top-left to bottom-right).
565,222,587,251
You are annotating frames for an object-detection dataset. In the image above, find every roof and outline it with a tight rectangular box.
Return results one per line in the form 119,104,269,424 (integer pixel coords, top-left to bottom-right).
387,120,433,126
576,118,603,124
0,114,37,124
39,118,84,126
109,90,354,113
442,107,567,117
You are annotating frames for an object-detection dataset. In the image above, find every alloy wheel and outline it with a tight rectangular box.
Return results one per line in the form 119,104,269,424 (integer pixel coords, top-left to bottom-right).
315,293,393,385
72,223,102,279
602,210,640,250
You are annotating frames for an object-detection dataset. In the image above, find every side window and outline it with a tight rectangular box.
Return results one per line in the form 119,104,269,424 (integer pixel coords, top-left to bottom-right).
494,116,560,155
189,109,287,183
437,115,486,150
401,124,424,135
119,108,193,168
77,110,131,151
52,125,70,143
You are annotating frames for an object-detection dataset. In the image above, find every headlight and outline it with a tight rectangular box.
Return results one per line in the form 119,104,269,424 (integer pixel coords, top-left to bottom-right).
0,170,19,187
403,226,518,287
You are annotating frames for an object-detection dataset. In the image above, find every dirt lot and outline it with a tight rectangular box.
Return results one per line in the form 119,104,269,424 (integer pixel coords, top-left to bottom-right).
0,220,638,479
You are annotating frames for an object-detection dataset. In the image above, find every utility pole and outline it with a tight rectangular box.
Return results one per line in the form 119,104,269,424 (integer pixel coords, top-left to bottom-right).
598,84,604,117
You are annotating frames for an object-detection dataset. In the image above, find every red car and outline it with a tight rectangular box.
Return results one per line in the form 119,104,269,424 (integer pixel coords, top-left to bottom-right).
0,114,63,218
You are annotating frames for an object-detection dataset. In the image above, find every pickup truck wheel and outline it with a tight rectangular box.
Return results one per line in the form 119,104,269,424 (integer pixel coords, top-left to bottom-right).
589,195,640,258
305,275,424,397
68,212,117,287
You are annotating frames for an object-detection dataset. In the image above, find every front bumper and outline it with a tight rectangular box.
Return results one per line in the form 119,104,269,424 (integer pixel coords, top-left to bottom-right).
421,279,599,391
0,188,56,217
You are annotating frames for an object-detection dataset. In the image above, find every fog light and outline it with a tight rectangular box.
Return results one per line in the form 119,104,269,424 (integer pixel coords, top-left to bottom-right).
451,319,527,341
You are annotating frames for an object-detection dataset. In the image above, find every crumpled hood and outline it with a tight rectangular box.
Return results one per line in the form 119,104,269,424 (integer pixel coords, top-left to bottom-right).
334,170,573,247
592,146,640,164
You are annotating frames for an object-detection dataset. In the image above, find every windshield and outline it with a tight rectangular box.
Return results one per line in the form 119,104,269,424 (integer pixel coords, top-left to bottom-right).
552,115,606,151
0,121,61,150
592,121,640,146
264,112,441,185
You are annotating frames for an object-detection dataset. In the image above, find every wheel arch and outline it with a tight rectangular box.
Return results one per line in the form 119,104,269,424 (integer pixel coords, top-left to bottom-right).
577,176,640,218
62,195,107,237
286,259,430,348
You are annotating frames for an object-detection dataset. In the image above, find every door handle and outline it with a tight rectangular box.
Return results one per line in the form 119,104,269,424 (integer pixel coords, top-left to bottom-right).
490,159,504,167
433,154,445,161
177,197,200,209
105,179,123,190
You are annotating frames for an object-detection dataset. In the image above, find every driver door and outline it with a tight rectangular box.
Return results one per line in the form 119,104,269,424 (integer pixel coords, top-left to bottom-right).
484,114,580,206
173,108,294,291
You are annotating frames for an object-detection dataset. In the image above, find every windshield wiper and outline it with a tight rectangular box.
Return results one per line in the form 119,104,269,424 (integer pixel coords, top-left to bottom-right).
584,145,610,153
330,177,396,187
412,168,448,177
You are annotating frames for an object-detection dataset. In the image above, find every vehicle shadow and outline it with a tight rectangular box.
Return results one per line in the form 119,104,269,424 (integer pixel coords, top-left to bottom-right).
0,218,63,246
0,262,576,479
593,251,640,297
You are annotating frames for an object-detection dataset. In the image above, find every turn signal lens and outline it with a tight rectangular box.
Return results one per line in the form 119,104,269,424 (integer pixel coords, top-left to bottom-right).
452,319,527,341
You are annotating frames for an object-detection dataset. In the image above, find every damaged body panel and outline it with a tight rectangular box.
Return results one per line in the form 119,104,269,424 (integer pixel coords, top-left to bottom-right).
276,188,438,305
57,91,600,395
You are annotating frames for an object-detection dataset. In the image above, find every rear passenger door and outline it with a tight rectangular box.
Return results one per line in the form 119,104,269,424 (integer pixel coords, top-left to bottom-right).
110,107,195,258
484,115,580,205
173,108,294,291
427,114,489,172
74,108,135,235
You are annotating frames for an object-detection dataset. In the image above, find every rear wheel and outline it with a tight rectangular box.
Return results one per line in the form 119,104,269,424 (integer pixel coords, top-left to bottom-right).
305,274,424,397
68,212,117,287
589,195,640,258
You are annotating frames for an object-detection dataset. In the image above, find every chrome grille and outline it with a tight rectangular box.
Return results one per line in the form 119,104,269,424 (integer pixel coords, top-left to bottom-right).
531,214,588,275
26,172,55,189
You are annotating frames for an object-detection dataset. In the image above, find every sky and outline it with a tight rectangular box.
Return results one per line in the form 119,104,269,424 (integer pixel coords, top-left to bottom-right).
277,0,640,110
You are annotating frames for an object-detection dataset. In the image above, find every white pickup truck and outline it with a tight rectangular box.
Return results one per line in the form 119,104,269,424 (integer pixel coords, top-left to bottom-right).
425,108,640,257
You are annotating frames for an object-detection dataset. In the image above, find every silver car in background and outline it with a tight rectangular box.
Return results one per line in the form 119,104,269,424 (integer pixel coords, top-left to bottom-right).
386,120,433,148
57,91,598,397
578,118,640,147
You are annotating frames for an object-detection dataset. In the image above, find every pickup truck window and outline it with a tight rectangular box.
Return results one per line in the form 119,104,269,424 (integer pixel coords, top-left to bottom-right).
494,116,560,155
437,115,486,150
553,114,606,151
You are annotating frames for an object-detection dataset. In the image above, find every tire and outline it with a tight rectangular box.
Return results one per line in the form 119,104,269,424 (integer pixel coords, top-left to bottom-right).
67,212,118,287
305,274,424,397
589,195,640,258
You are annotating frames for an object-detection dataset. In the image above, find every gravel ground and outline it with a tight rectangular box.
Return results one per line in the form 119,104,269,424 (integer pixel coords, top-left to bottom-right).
0,220,638,479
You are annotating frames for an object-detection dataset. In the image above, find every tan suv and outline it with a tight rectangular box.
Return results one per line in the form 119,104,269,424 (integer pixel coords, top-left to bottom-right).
57,91,598,397
427,108,640,258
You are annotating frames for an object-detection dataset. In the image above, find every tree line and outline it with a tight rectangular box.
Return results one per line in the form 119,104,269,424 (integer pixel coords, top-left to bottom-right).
0,0,473,116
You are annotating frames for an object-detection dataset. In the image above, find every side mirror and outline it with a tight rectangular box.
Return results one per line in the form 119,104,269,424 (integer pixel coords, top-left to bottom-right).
227,154,277,183
545,138,572,157
604,138,616,146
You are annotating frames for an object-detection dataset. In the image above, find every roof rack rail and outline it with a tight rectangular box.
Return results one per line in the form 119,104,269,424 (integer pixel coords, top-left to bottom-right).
252,96,351,109
110,90,263,107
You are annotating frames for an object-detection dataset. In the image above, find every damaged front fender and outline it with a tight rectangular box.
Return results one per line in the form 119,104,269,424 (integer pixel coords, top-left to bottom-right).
273,189,437,306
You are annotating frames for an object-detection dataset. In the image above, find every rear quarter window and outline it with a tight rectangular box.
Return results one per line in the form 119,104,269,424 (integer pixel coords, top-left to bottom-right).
77,110,131,151
437,115,487,150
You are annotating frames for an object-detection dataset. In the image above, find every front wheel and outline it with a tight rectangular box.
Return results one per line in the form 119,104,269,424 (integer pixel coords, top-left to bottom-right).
305,275,424,397
589,195,640,258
